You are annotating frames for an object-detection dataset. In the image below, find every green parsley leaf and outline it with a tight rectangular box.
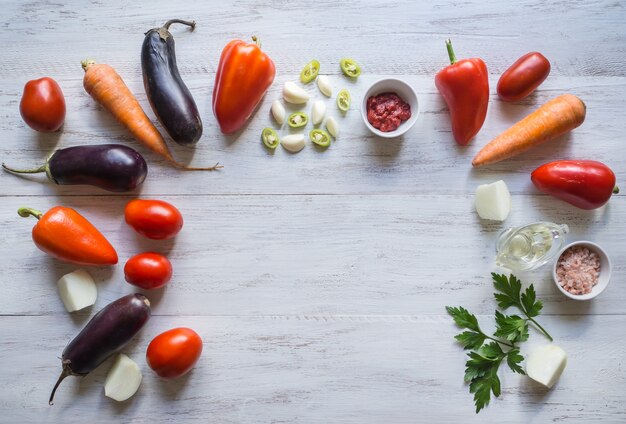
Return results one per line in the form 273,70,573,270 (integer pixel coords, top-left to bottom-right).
521,284,543,318
469,369,501,413
494,311,529,343
446,306,480,332
454,331,486,350
464,351,497,381
492,273,522,309
506,348,526,375
479,341,505,359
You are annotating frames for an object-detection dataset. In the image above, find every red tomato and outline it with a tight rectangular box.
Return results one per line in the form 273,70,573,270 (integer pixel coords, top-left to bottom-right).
20,77,66,132
146,328,203,379
124,199,183,240
497,52,551,102
124,252,172,289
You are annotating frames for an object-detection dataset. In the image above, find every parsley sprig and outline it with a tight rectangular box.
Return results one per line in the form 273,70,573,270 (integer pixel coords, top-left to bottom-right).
446,273,552,413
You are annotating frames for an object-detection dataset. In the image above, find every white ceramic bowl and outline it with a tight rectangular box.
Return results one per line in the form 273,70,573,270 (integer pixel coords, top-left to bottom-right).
361,78,419,138
552,241,611,301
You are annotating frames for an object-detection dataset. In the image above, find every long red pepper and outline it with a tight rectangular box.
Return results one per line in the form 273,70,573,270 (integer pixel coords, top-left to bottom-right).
435,39,489,146
19,206,118,265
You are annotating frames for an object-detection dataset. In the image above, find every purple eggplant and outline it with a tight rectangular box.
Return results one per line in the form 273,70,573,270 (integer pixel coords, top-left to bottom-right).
49,293,151,405
142,19,202,145
2,144,147,192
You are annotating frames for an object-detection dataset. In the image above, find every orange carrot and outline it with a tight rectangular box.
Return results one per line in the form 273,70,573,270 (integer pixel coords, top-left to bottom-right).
81,59,221,171
472,94,586,167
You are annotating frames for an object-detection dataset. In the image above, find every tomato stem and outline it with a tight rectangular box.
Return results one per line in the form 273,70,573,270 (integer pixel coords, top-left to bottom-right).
17,207,43,220
445,39,457,65
613,186,620,194
163,19,195,31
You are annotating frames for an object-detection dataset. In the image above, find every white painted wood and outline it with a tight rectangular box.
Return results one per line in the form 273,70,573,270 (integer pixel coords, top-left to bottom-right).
1,315,625,423
0,0,625,422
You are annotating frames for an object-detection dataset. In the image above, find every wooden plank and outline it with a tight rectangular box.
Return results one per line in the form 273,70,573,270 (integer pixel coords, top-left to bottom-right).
1,194,623,316
1,314,624,423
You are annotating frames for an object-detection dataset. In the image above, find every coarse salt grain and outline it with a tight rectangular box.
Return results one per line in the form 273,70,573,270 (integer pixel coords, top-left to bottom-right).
556,246,601,295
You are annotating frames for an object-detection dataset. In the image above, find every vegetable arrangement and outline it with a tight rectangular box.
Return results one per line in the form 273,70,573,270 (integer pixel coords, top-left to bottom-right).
6,18,620,413
446,274,558,413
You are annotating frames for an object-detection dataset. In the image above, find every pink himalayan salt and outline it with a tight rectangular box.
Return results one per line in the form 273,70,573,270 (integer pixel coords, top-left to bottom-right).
556,246,601,295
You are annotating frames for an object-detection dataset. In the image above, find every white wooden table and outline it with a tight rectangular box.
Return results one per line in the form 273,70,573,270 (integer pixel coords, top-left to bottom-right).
1,1,625,422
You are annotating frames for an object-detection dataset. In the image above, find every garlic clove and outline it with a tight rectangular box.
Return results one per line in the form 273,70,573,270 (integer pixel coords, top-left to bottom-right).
283,81,310,104
271,100,286,125
281,134,305,153
57,269,97,312
325,117,339,138
311,100,326,125
317,75,332,97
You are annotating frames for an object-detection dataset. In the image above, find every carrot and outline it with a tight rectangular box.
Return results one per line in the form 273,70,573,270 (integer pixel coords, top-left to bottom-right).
472,94,586,167
81,59,221,171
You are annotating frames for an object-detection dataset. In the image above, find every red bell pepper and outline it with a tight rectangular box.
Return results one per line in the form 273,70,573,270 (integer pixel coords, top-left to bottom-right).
18,206,118,265
531,160,619,210
435,39,489,146
212,36,276,134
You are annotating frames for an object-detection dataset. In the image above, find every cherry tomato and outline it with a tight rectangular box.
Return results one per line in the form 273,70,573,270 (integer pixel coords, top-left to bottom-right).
19,77,66,132
146,328,203,379
497,52,550,102
124,199,183,240
124,252,172,289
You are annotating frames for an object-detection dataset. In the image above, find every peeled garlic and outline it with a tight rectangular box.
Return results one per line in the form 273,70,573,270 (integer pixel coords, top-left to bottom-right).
57,269,97,312
283,81,310,104
317,75,332,97
311,100,326,125
271,100,285,125
325,117,339,138
281,134,305,153
105,354,142,402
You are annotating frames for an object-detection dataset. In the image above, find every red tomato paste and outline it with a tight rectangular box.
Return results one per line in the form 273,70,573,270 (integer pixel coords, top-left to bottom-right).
366,92,411,132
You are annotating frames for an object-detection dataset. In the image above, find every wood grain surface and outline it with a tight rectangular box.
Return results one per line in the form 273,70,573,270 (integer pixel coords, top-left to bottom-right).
0,0,624,423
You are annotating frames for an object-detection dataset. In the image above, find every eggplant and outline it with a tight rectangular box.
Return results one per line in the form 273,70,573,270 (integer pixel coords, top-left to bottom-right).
2,144,147,192
142,19,202,145
49,293,151,405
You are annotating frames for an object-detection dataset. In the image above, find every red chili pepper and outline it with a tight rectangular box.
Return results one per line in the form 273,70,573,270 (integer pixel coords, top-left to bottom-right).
531,160,619,210
212,36,276,134
435,39,489,146
18,206,118,265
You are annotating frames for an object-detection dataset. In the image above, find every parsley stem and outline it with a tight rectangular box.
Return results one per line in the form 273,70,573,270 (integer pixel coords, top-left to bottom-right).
527,317,553,341
484,333,514,348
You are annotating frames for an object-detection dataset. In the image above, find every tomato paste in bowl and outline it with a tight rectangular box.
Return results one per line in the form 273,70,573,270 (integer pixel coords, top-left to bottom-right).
361,78,418,138
366,93,412,132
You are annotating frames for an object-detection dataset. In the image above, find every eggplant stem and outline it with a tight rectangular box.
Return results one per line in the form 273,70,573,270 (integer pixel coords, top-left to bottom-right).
172,161,223,171
49,365,72,405
163,19,195,31
2,163,46,174
17,207,43,220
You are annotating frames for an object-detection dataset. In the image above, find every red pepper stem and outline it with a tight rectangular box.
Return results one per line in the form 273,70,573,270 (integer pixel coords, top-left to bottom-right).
445,39,457,65
252,35,261,49
17,207,43,220
163,19,195,31
613,186,620,194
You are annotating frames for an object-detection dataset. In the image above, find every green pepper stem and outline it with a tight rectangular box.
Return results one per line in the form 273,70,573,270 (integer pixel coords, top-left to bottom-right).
163,19,195,31
18,207,43,220
613,186,620,194
2,163,46,174
252,35,261,49
445,39,457,65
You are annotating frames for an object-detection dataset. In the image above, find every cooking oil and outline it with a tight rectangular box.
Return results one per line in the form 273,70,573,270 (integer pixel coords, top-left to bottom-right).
495,222,569,271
